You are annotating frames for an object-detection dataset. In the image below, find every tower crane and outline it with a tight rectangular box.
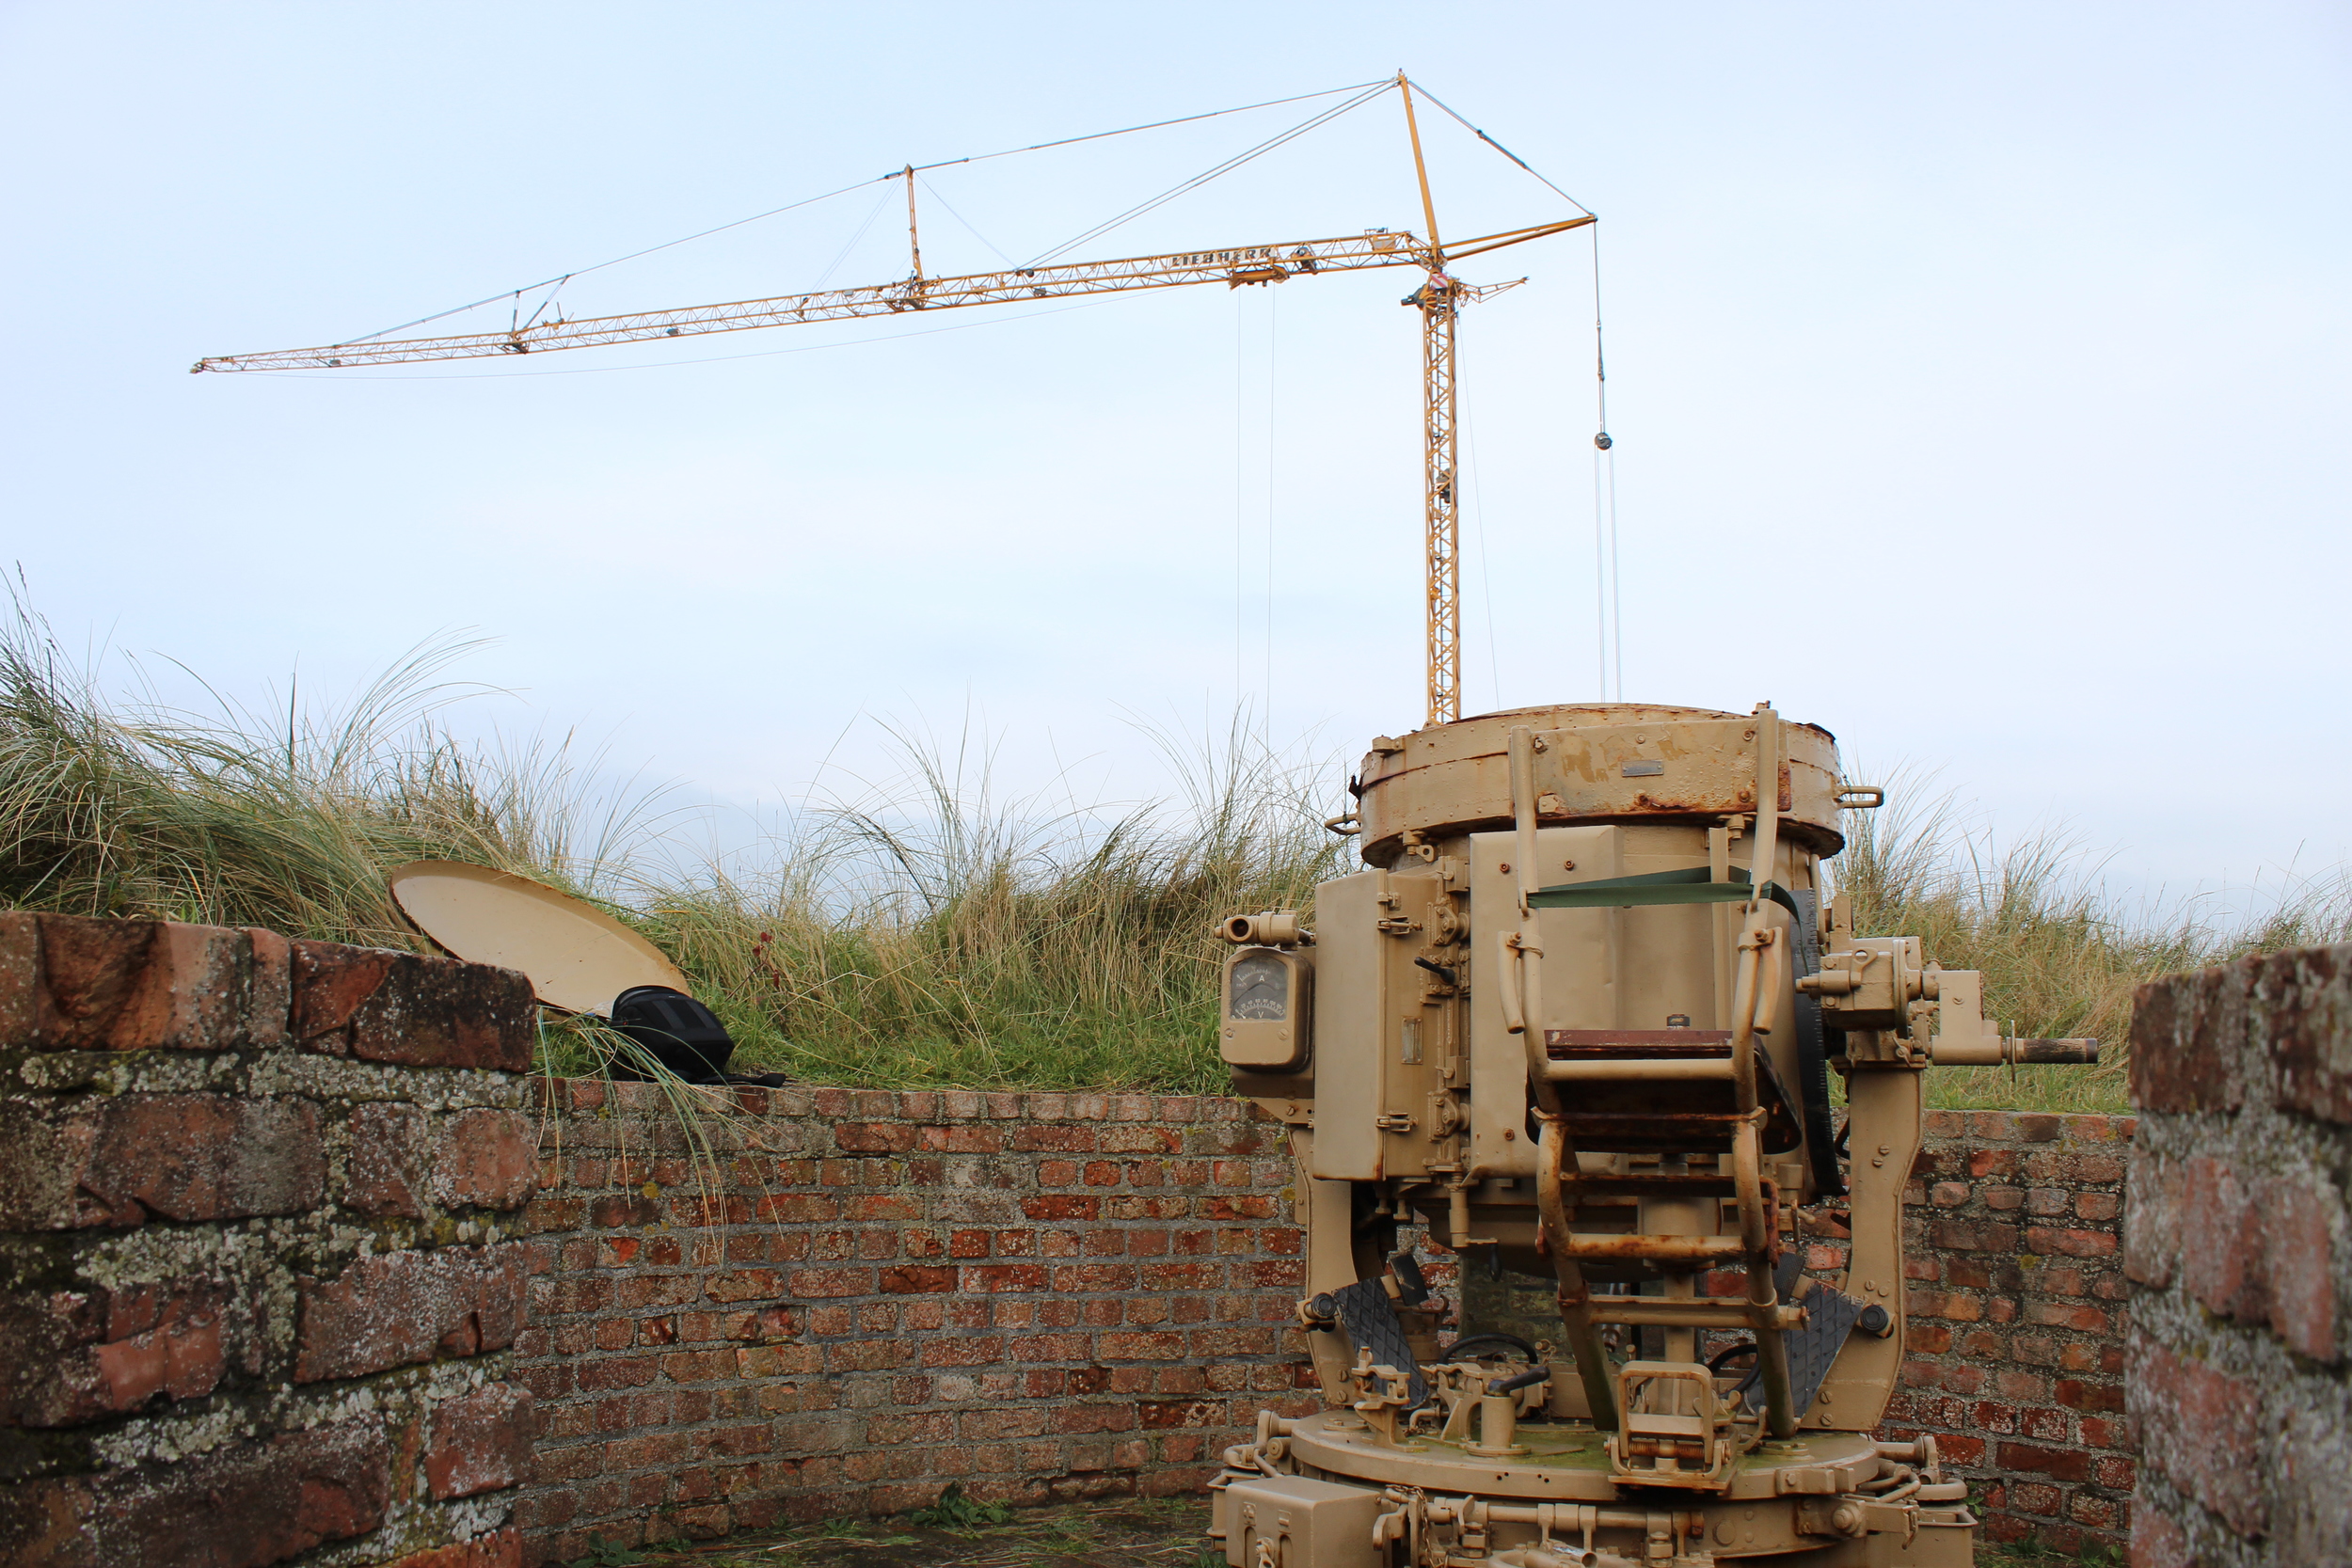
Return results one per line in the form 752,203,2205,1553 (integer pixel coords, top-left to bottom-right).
194,76,1591,727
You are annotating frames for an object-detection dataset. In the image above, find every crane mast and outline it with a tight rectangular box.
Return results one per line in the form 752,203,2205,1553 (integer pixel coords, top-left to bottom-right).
194,94,1591,728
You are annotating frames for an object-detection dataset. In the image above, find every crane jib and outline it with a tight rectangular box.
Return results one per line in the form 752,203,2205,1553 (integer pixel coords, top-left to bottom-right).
188,218,1588,376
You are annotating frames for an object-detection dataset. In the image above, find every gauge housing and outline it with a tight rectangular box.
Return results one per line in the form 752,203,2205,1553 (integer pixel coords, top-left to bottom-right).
1219,945,1313,1071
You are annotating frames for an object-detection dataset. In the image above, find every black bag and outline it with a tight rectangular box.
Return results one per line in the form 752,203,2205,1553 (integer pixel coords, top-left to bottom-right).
608,986,737,1084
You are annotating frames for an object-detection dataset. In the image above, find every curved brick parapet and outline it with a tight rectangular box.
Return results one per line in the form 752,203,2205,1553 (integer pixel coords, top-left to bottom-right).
0,912,539,1568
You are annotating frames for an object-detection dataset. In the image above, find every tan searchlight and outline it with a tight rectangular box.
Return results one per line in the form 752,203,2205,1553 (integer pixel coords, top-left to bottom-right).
388,860,688,1015
388,861,771,1086
1208,702,2098,1568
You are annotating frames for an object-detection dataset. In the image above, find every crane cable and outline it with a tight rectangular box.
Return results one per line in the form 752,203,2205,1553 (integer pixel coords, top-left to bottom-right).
331,78,1391,349
1024,79,1395,268
1399,78,1597,218
1590,222,1619,701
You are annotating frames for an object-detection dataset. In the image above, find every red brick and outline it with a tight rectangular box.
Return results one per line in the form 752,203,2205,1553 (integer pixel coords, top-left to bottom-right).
591,1193,660,1227
16,1418,389,1568
1010,1126,1097,1152
2131,1506,2191,1568
2133,1332,2265,1537
833,1122,917,1153
2130,962,2249,1113
348,1101,431,1216
1097,1331,1186,1360
295,1244,526,1381
25,916,258,1053
964,1264,1049,1293
2261,1177,2340,1362
2267,944,2352,1123
0,1092,324,1228
880,1265,958,1294
2025,1226,2116,1259
785,1267,870,1299
292,940,533,1070
2053,1378,2123,1413
0,1278,236,1426
435,1110,536,1210
2125,1154,2181,1289
426,1383,538,1498
1929,1219,2020,1254
2178,1160,2343,1360
1994,1441,2090,1483
2026,1303,2110,1333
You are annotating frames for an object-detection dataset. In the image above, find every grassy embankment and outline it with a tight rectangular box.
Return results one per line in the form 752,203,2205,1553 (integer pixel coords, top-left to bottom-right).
5,609,2342,1112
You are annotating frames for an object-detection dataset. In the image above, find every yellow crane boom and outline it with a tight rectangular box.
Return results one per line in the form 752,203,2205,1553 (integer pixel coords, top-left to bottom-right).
194,96,1591,726
188,219,1583,373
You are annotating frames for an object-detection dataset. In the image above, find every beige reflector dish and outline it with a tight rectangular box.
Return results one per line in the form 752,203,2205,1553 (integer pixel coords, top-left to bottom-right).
388,860,689,1017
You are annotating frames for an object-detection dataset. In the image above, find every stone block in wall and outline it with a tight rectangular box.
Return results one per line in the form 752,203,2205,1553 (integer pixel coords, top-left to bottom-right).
295,1243,529,1382
4,914,254,1053
426,1383,539,1499
2128,942,2352,1567
0,1090,325,1228
292,940,535,1070
349,1103,538,1217
2132,942,2352,1122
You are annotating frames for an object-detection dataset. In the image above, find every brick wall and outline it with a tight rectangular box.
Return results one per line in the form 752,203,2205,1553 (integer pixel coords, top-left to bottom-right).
509,1081,1314,1563
0,913,542,1568
1851,1110,2135,1556
2126,943,2352,1567
0,911,2160,1568
516,1084,2142,1563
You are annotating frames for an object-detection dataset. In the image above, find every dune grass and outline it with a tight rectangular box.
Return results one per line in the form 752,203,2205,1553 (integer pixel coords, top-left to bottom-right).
4,598,2344,1109
1835,784,2350,1114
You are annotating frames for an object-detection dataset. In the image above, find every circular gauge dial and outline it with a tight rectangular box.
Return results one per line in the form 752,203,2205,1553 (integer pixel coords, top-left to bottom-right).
1228,953,1290,1022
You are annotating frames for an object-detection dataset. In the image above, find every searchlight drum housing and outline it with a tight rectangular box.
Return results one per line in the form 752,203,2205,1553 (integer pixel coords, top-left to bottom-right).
1209,702,2098,1568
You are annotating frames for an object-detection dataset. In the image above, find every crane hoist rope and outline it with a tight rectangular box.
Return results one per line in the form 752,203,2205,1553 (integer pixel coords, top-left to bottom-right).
191,73,1597,730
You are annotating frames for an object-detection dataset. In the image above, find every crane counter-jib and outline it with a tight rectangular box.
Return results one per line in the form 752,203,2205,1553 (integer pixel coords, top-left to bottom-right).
188,218,1590,374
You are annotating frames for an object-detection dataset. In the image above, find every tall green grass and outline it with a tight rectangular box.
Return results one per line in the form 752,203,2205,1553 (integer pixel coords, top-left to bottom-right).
5,598,2343,1109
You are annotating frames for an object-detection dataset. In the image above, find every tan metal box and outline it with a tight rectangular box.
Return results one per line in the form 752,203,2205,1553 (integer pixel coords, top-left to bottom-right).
1221,1474,1385,1568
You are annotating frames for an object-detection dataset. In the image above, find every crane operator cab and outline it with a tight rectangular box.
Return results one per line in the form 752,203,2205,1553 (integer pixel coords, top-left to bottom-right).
1207,703,2096,1568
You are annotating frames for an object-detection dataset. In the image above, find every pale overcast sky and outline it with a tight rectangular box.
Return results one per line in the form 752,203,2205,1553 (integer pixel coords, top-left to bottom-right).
4,3,2346,907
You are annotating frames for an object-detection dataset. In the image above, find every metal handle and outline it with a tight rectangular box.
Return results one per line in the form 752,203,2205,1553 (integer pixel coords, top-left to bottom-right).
1836,784,1886,809
1324,812,1361,836
1496,930,1528,1035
